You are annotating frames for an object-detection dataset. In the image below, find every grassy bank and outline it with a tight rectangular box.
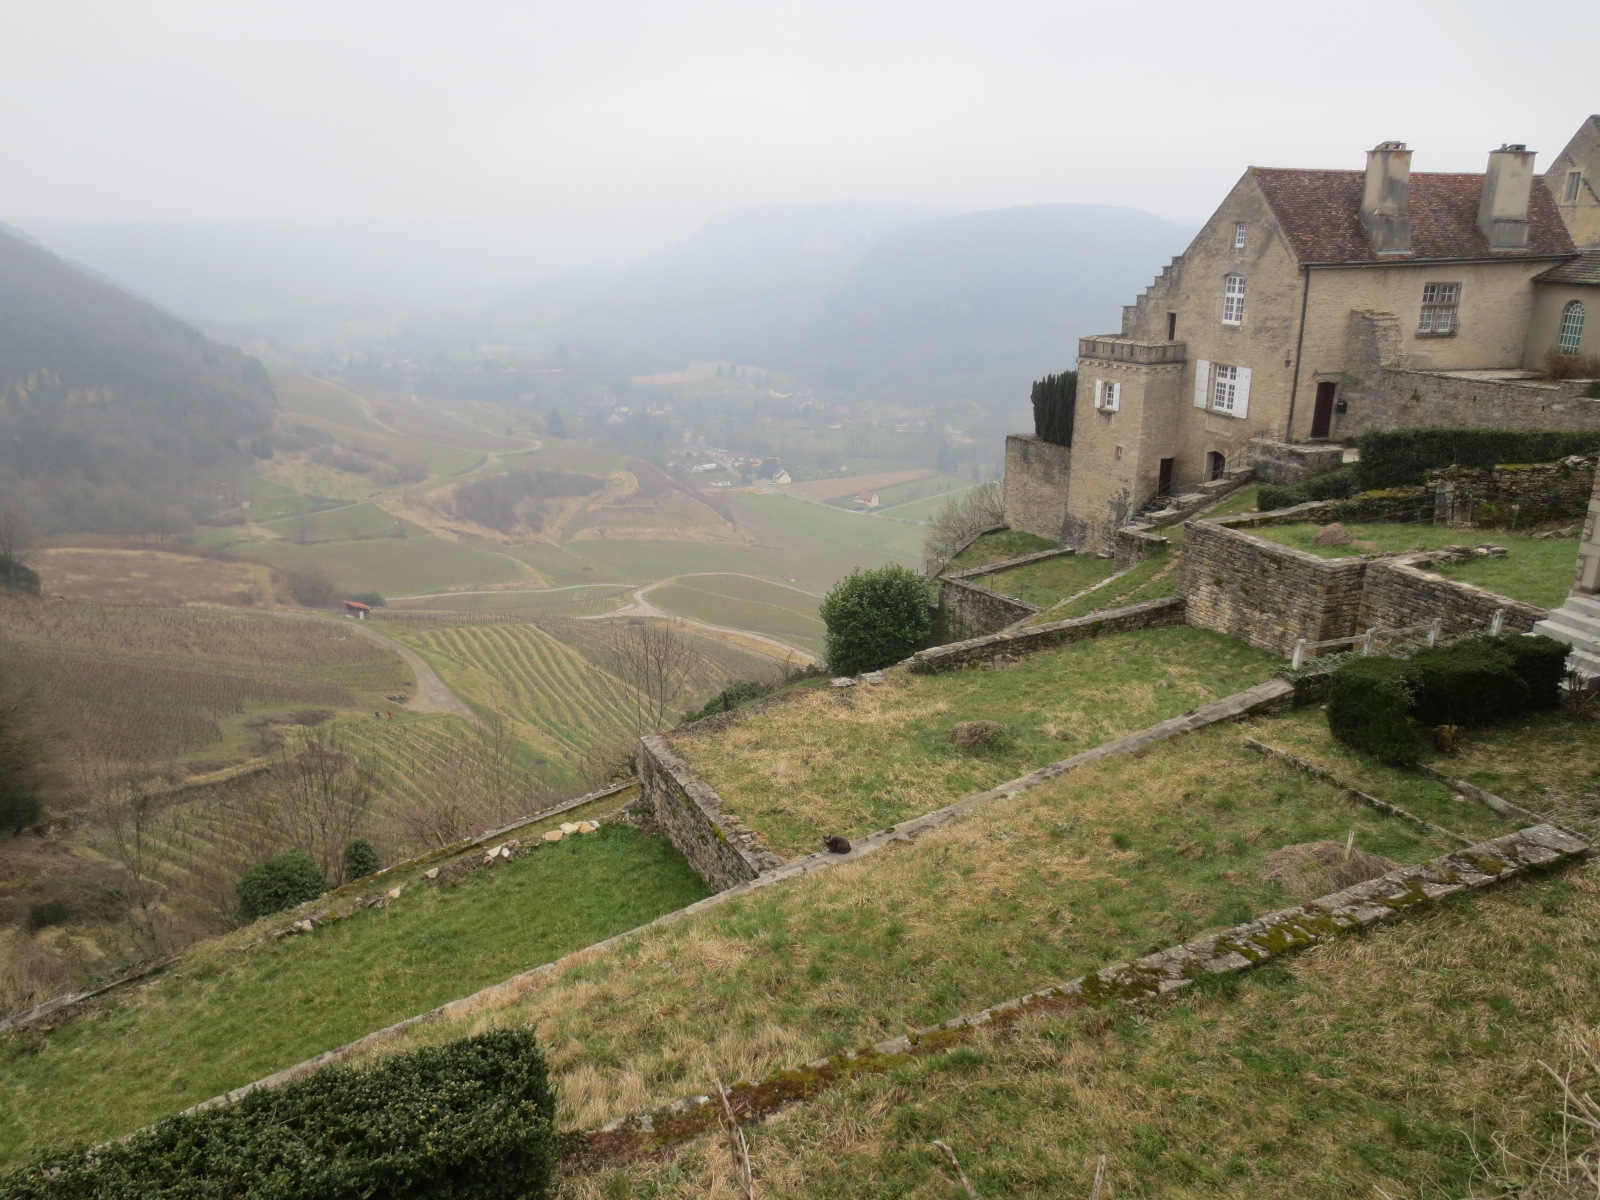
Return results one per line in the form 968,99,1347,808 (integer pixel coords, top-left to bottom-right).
0,826,708,1165
677,626,1278,856
977,553,1117,608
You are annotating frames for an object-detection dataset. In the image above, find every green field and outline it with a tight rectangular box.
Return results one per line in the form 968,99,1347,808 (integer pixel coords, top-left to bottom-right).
256,501,415,544
0,825,709,1165
729,492,926,563
1249,523,1578,607
243,536,535,597
388,585,632,619
680,625,1279,856
647,574,825,655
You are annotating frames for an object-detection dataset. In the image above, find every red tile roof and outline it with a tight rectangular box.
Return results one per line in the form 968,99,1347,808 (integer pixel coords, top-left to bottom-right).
1538,249,1600,285
1251,168,1575,264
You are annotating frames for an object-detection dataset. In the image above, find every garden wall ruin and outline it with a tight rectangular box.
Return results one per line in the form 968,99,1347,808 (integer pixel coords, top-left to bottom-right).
637,734,783,891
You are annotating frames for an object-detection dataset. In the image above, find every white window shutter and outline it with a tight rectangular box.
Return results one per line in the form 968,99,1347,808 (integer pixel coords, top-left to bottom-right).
1234,367,1252,418
1092,379,1102,409
1193,360,1211,408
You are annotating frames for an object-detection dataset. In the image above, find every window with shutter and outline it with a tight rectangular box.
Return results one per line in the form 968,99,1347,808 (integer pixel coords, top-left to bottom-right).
1234,367,1252,418
1211,364,1239,413
1097,380,1120,412
1193,360,1211,408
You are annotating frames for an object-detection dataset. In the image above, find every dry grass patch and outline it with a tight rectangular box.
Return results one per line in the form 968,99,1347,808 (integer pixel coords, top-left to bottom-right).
678,627,1279,856
570,864,1600,1199
369,722,1460,1134
33,547,279,608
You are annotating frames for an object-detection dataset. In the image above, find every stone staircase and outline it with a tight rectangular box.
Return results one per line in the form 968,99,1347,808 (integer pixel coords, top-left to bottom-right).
1534,591,1600,682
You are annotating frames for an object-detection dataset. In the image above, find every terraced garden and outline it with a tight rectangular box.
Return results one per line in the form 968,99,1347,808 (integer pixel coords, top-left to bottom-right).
0,824,710,1165
677,626,1279,856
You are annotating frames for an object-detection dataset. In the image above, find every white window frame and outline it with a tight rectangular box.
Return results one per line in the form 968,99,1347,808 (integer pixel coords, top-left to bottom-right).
1211,364,1240,413
1222,274,1246,326
1203,363,1251,418
1093,378,1121,412
1559,300,1586,355
1418,282,1461,335
1233,222,1247,249
1566,170,1584,204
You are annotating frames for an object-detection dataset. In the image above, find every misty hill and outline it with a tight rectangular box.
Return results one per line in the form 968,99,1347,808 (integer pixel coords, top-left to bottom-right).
0,225,276,535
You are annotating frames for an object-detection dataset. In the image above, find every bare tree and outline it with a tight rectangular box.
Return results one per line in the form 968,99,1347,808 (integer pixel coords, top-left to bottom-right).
395,715,544,851
601,620,707,735
262,734,379,881
0,504,31,569
921,479,1005,576
82,766,170,953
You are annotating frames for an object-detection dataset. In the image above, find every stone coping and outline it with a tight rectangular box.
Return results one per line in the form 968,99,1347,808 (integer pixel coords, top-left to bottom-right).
910,595,1185,673
935,573,1043,614
944,544,1081,584
578,822,1589,1166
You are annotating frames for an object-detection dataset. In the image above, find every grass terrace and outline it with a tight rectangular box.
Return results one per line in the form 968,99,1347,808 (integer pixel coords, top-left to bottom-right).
1249,523,1579,609
571,859,1600,1200
675,626,1278,857
947,529,1057,571
0,823,708,1165
360,717,1473,1138
977,552,1118,608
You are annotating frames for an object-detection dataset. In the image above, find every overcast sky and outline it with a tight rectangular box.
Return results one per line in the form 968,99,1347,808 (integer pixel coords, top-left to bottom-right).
4,0,1598,269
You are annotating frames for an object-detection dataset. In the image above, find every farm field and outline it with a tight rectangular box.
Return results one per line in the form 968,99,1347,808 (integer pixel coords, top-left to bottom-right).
389,585,633,619
257,501,414,545
242,535,535,597
678,625,1279,856
646,574,826,657
1248,523,1578,608
784,469,937,504
978,552,1118,608
728,491,926,564
31,547,279,608
0,601,413,764
0,825,710,1165
353,713,1473,1140
877,481,981,522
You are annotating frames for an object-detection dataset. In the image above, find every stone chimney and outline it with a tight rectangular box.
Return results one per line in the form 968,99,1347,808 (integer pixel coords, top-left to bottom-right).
1478,144,1537,251
1361,141,1412,255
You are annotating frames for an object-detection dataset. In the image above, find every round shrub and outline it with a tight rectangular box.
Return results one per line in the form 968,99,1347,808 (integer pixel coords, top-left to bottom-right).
820,565,931,676
1404,640,1527,726
0,1028,556,1199
1327,657,1422,766
1484,633,1571,709
236,850,326,921
342,838,381,882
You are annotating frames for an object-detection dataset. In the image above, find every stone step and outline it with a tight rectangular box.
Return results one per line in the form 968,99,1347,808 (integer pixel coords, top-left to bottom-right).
1535,607,1600,647
1561,592,1600,621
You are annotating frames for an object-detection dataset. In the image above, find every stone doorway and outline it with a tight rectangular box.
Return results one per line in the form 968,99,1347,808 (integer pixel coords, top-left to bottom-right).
1311,381,1337,440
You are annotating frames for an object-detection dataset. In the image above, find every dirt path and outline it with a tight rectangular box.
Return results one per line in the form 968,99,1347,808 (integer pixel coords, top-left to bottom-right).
260,610,478,722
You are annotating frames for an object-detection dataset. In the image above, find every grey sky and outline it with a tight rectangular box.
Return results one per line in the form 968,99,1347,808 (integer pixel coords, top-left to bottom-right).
5,0,1597,269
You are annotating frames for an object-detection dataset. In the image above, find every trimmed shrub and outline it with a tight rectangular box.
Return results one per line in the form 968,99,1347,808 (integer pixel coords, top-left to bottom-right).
1485,633,1571,709
342,838,381,882
0,1028,556,1199
1031,371,1077,447
1256,466,1358,512
1404,640,1527,726
236,850,326,921
1327,657,1422,765
1356,428,1600,490
821,565,932,676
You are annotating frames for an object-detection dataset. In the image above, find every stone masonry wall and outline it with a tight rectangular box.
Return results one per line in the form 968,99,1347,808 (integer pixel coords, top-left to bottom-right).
933,577,1040,643
1002,434,1074,542
1348,367,1600,437
1179,519,1367,656
1429,456,1598,528
639,735,783,890
910,596,1185,673
1247,439,1346,485
1360,554,1548,636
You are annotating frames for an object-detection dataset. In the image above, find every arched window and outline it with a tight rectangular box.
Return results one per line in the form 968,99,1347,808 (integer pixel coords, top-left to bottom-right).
1222,275,1245,325
1558,300,1586,355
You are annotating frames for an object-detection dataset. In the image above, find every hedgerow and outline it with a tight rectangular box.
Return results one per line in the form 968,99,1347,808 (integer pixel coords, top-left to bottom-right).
0,1028,556,1199
1355,428,1600,489
1257,465,1358,512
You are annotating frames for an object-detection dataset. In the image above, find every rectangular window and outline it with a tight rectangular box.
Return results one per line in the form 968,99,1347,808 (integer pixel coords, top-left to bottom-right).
1233,222,1247,249
1095,379,1121,412
1211,364,1239,413
1567,170,1584,204
1222,275,1246,325
1418,282,1461,335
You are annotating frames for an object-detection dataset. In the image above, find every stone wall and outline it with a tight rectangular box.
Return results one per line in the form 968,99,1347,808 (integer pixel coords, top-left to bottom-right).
933,577,1040,643
1429,456,1598,528
1360,554,1548,635
1348,366,1600,437
1179,519,1368,656
909,596,1185,673
1247,439,1346,484
1002,434,1073,542
638,735,783,890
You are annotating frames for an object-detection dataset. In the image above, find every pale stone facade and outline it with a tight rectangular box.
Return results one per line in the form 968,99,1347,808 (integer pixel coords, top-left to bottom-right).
1534,462,1600,682
1012,117,1600,550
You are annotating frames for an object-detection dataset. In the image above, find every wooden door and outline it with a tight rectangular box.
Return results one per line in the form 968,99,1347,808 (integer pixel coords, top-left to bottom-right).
1311,381,1337,439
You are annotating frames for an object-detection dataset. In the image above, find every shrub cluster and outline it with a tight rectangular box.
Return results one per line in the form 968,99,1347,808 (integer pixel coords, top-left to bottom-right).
0,1029,556,1199
237,850,327,920
1327,634,1571,764
1257,465,1359,512
342,837,381,882
821,565,932,676
1355,428,1600,489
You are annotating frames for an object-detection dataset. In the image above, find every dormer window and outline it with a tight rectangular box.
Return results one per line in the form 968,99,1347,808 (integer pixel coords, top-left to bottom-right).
1233,222,1247,249
1222,275,1246,325
1418,282,1461,335
1566,171,1584,204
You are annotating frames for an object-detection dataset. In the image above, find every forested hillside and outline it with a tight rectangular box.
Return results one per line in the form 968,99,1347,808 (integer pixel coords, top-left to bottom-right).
0,225,276,535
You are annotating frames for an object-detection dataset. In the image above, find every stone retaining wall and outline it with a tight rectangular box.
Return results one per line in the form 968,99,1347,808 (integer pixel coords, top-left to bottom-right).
1352,366,1600,436
1359,554,1547,636
909,596,1186,673
1002,434,1074,542
1429,456,1598,528
933,576,1041,642
638,734,783,890
1247,438,1347,484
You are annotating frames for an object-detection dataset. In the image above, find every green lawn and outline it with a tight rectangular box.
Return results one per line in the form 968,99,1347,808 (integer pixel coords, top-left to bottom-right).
0,826,708,1165
978,552,1118,607
949,528,1058,571
648,575,826,655
1204,483,1261,519
678,626,1279,856
1248,523,1577,608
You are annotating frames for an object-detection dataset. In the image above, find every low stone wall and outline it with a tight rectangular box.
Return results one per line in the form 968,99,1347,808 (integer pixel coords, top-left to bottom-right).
933,577,1039,642
1232,492,1434,527
1429,456,1598,528
910,596,1185,673
1248,438,1346,484
638,734,783,890
1113,526,1168,569
1179,519,1368,656
1350,366,1600,437
1002,434,1073,542
1359,554,1547,636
